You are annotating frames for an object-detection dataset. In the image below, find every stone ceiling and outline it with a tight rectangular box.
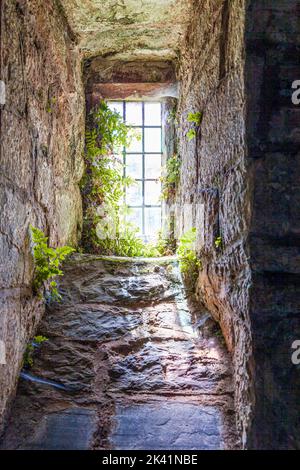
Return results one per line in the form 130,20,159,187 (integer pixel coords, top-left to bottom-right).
60,0,189,60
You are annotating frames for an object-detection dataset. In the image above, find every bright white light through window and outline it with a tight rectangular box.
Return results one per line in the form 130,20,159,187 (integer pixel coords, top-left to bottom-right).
108,101,162,241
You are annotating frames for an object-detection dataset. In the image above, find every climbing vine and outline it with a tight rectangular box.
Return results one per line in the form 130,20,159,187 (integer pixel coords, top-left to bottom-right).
81,101,135,254
167,106,178,126
160,154,181,202
81,100,165,257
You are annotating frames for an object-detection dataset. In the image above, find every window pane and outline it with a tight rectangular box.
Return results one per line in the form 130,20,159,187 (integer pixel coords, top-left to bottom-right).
126,128,143,153
144,102,161,125
126,181,143,206
145,154,161,179
145,180,161,205
108,101,123,118
144,128,161,152
145,207,161,238
109,101,163,245
125,102,143,126
126,154,142,179
126,208,143,233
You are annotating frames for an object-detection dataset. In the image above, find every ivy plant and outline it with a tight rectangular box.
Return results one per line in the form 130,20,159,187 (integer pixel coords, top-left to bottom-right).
187,129,197,141
177,227,201,286
88,100,131,155
186,111,202,141
167,106,178,125
81,100,135,253
30,225,74,301
81,100,168,257
160,154,181,201
187,112,202,125
81,100,182,257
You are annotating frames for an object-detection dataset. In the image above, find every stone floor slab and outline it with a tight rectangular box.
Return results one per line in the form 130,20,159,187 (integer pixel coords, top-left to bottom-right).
110,403,222,450
24,408,97,450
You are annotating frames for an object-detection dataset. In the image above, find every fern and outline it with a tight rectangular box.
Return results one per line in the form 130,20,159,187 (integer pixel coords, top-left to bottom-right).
177,228,201,285
30,226,74,301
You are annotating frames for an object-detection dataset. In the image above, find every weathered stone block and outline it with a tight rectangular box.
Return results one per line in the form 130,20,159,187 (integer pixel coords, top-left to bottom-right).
0,0,84,433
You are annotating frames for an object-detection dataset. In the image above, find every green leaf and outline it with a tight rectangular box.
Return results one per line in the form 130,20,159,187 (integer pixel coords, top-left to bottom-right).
176,228,201,285
187,112,202,125
187,129,197,141
214,236,222,248
30,226,74,301
160,154,181,202
34,335,48,344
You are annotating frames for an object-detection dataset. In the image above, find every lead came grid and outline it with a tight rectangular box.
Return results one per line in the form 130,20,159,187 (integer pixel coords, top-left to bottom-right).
108,101,162,241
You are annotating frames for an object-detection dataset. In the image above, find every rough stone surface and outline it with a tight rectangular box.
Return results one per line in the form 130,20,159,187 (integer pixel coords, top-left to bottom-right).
60,0,189,60
177,0,251,447
22,409,97,450
111,403,223,450
84,58,177,107
245,0,300,450
1,0,298,452
0,255,237,450
177,0,300,449
0,0,84,433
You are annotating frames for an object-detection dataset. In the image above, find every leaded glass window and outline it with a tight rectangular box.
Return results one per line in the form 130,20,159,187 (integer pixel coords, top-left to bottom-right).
108,101,162,242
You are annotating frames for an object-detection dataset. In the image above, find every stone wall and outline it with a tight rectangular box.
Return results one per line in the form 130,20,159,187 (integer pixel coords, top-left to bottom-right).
245,0,300,449
1,0,299,449
0,0,84,433
177,0,252,447
178,0,300,449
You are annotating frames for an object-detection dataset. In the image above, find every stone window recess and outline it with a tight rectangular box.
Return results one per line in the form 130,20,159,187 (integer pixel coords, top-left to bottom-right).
108,101,162,242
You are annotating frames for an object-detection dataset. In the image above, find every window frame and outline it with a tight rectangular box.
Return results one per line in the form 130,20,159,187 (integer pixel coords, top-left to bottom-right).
109,100,163,241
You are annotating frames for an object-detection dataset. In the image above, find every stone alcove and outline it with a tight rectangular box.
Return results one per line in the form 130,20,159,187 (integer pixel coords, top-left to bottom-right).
1,0,300,449
82,57,179,247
